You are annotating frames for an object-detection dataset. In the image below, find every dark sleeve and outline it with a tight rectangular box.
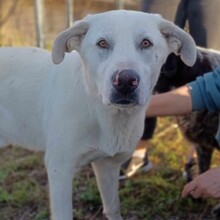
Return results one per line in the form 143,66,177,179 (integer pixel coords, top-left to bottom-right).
188,68,220,111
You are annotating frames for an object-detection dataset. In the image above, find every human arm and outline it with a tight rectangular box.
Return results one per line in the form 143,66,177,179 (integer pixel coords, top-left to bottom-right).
146,85,192,117
146,68,220,117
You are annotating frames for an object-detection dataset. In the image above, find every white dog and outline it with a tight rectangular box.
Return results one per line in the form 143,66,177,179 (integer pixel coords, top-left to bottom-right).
0,10,196,220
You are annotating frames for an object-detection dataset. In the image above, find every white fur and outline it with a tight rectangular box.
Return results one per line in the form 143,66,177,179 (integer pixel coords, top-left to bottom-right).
0,10,196,220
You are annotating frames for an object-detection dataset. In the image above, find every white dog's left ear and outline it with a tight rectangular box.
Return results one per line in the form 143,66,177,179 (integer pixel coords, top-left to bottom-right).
52,20,89,64
159,20,196,66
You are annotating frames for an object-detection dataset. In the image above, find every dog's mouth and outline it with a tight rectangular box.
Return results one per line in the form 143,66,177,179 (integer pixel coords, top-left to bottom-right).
109,88,140,108
110,96,139,108
115,99,137,106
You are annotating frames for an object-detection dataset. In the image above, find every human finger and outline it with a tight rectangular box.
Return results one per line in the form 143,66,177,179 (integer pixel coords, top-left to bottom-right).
189,187,205,199
182,182,197,198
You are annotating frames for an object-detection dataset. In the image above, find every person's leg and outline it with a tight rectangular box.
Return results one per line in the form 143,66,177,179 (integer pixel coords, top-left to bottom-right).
174,0,188,28
140,0,180,21
120,117,156,179
187,0,220,50
134,117,157,156
185,0,207,47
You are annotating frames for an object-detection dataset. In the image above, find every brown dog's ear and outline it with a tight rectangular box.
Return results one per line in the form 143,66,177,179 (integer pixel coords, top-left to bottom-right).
159,20,196,66
52,20,89,64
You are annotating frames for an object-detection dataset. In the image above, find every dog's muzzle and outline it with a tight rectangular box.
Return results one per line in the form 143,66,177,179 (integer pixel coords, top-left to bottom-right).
110,69,140,107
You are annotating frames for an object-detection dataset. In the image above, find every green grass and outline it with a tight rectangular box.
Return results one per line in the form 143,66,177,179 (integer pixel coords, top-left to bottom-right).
0,117,219,220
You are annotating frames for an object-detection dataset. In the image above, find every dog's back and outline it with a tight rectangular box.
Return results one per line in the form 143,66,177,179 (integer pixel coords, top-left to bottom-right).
0,48,49,149
0,47,86,150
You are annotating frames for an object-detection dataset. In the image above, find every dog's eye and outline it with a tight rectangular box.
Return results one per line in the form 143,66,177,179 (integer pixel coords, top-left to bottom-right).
97,39,109,49
140,39,152,49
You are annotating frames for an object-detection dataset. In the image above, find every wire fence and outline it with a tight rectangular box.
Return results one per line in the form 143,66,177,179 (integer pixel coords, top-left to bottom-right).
0,0,140,47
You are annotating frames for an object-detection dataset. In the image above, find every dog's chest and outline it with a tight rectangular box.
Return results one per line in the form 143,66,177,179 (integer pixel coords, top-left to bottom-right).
75,105,145,167
77,127,140,168
96,112,144,157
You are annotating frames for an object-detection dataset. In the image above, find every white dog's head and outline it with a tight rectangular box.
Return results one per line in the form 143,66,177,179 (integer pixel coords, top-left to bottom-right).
52,10,196,108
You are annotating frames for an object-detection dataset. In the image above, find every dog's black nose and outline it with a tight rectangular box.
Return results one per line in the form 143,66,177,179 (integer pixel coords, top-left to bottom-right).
112,69,140,95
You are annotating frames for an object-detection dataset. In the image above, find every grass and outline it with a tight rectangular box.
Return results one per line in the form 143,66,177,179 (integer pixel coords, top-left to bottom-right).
0,117,219,220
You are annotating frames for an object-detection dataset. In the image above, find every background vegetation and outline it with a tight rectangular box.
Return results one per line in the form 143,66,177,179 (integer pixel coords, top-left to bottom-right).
0,0,220,219
1,117,219,220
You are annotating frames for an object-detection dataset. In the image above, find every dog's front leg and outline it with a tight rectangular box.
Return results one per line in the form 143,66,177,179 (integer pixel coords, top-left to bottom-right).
92,158,123,220
45,152,76,220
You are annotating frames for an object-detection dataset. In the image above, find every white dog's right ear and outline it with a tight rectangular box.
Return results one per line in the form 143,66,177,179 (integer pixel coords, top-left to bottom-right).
52,20,89,64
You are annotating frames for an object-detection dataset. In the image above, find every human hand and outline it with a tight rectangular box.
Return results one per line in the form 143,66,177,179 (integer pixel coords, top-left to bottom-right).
182,167,220,199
